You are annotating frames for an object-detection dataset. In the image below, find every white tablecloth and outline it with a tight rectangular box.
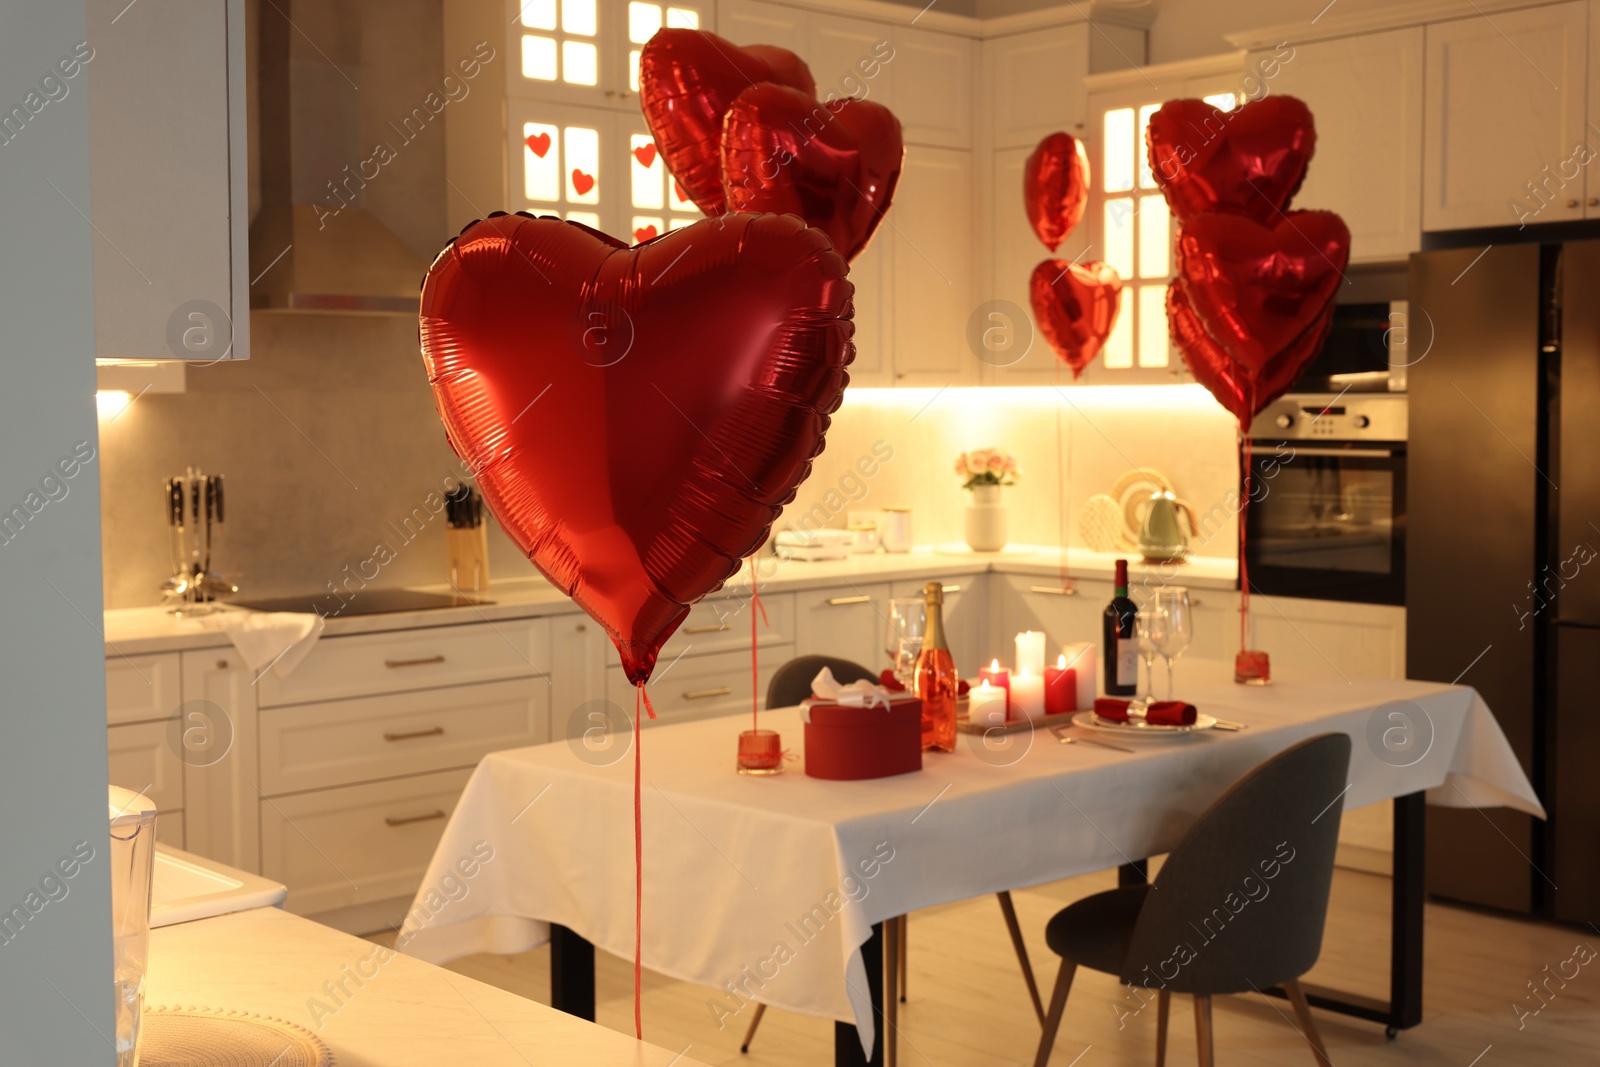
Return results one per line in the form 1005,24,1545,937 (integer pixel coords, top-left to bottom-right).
397,660,1543,1055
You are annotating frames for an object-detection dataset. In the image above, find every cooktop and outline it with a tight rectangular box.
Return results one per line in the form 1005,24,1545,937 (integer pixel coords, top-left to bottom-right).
230,588,490,617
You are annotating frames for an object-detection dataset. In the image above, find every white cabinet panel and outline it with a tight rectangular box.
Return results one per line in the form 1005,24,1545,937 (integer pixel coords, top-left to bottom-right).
718,0,806,51
892,28,974,148
808,13,893,102
1424,2,1588,231
1245,595,1406,681
891,146,977,386
179,650,260,874
984,24,1090,150
995,574,1113,667
108,721,184,836
549,611,611,742
651,591,796,662
793,582,893,666
891,576,989,672
607,645,783,723
106,653,182,725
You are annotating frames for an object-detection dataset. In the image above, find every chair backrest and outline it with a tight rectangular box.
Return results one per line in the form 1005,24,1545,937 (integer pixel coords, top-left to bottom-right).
1120,732,1352,995
766,654,878,710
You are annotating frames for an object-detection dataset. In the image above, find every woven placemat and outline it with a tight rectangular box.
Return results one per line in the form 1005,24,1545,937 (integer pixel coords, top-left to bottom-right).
139,1006,331,1067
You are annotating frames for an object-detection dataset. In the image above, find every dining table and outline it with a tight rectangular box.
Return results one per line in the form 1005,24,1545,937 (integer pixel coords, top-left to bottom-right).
396,658,1544,1067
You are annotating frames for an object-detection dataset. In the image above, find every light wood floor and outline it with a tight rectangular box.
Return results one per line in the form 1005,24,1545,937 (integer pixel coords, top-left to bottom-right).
372,866,1600,1065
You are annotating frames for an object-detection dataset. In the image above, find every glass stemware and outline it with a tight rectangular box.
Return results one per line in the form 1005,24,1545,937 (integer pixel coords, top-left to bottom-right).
885,597,926,686
1133,609,1168,708
1151,587,1194,700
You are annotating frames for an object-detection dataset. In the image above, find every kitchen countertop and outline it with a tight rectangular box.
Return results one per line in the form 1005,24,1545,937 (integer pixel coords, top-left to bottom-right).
104,545,1236,655
147,906,710,1067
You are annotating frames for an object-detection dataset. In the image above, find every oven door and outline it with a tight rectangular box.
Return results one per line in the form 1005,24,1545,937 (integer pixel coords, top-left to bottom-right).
1243,441,1406,606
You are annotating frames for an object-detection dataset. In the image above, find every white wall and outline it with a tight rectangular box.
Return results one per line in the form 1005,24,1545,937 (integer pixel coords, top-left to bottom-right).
0,4,114,1062
1144,0,1396,64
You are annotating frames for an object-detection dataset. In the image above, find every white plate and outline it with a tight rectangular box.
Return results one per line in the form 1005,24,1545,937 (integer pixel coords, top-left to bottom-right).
1072,710,1217,738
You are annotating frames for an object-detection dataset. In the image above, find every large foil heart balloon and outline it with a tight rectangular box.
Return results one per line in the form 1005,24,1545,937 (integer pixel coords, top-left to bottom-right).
419,213,853,684
1176,210,1350,371
1029,260,1123,378
721,84,904,262
1146,96,1316,224
1024,132,1090,252
639,29,817,217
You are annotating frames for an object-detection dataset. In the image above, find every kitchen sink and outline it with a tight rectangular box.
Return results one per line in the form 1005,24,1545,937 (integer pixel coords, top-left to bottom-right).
151,846,286,928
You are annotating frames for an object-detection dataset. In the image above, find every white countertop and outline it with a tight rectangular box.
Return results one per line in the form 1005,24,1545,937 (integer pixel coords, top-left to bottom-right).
105,545,1236,655
147,906,710,1067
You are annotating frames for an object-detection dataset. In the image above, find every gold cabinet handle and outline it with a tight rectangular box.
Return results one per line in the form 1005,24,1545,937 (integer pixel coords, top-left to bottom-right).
826,595,872,605
383,726,445,742
683,686,732,700
1569,198,1581,208
385,810,446,827
384,654,445,669
941,584,961,594
683,623,732,634
1030,584,1077,596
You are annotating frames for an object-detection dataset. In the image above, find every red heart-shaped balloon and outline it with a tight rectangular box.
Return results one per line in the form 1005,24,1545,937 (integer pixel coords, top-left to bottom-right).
1024,132,1089,252
1029,260,1123,379
633,143,657,169
419,213,853,684
1176,210,1350,372
639,29,817,216
721,84,904,263
1146,96,1316,224
524,131,551,158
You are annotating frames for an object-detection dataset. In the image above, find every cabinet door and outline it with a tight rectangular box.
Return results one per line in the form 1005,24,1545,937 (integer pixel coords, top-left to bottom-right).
179,650,261,874
606,646,783,723
1424,3,1588,231
794,583,893,666
891,146,977,386
995,574,1113,664
718,0,806,51
1245,594,1406,680
1254,30,1423,261
87,0,246,361
1553,626,1600,923
106,653,183,725
549,611,611,742
891,576,988,671
983,24,1090,150
108,721,184,847
892,27,974,149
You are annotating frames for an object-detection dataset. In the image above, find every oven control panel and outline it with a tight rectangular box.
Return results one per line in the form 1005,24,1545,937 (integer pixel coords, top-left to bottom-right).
1248,393,1408,441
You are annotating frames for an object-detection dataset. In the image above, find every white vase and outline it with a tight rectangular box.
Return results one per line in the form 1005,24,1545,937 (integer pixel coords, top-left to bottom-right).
964,483,1008,552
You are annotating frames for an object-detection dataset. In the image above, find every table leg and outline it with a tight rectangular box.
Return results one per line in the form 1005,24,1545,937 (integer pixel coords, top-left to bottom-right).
834,921,885,1067
550,923,595,1021
1118,860,1149,886
883,917,899,1067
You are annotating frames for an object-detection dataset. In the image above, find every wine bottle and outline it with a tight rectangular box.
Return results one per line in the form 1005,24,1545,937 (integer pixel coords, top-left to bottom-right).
914,581,959,753
1102,559,1138,697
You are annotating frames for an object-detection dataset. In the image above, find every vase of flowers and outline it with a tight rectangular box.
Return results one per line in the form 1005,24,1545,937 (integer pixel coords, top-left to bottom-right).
956,448,1018,552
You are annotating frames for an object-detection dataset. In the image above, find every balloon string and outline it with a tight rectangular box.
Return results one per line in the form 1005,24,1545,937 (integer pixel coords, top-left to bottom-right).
1239,433,1252,652
749,557,766,732
1056,363,1072,588
633,683,645,1040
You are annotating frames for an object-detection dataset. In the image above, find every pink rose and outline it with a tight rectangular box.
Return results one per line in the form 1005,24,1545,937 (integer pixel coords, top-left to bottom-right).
987,452,1005,473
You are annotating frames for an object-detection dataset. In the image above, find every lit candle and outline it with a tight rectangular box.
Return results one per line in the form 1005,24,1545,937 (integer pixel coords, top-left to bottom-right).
1010,667,1045,720
978,658,1011,719
1060,642,1097,708
969,679,1007,727
1014,630,1046,677
1044,653,1077,717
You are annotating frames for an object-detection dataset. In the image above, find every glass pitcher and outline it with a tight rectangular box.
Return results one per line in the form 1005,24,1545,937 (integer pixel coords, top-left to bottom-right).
109,785,157,1067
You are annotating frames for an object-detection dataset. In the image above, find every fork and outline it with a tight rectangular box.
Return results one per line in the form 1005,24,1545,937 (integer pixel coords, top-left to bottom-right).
1049,727,1134,753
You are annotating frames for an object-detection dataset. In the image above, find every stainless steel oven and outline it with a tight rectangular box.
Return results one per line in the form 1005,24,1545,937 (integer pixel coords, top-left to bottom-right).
1243,393,1407,606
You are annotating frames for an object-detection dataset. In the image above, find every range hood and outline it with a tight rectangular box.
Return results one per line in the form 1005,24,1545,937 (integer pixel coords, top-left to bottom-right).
248,2,427,314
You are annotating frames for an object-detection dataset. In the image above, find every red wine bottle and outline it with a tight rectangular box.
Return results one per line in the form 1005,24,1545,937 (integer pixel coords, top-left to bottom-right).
1102,559,1138,697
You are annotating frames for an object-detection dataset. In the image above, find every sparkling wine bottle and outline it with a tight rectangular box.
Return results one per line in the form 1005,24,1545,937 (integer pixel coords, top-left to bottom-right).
914,581,958,752
1102,559,1138,697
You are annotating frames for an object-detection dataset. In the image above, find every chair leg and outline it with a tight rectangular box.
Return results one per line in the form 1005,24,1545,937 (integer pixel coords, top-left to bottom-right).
1284,978,1334,1067
898,914,908,1002
884,915,900,1067
1031,959,1078,1067
1155,989,1170,1067
996,891,1045,1024
1193,995,1214,1067
739,1002,766,1054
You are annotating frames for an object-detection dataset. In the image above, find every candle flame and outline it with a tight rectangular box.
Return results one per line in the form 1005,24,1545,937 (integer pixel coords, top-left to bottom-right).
989,658,1001,671
979,679,991,690
1057,653,1067,669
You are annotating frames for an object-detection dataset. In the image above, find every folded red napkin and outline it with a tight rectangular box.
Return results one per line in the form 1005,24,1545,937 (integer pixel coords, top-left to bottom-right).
1093,697,1197,726
878,669,970,696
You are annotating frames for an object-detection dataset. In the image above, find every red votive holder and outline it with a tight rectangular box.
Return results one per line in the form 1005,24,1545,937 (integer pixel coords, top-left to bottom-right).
978,659,1011,719
737,729,784,775
1044,655,1077,716
1234,650,1271,686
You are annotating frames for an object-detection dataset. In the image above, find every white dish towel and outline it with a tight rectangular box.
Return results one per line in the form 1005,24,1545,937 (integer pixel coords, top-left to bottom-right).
199,611,325,679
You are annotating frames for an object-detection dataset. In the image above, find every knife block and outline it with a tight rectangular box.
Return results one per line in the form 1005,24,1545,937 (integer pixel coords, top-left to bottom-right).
446,526,490,593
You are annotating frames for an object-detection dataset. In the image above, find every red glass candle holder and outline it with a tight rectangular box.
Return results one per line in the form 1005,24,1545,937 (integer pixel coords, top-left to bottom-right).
1234,650,1271,686
737,729,784,775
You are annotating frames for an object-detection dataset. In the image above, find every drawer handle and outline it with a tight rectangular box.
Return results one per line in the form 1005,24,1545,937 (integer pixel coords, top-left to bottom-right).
826,595,872,605
683,623,732,634
683,686,732,700
384,654,445,669
1030,584,1077,596
385,810,446,828
383,726,445,742
942,584,961,594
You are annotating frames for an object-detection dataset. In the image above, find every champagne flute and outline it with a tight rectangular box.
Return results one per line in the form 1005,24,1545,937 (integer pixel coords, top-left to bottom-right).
885,597,925,685
1133,609,1168,710
1151,587,1194,700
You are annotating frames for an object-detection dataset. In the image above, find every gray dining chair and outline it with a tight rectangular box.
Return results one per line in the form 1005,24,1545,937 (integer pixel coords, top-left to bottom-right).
742,655,1048,1060
1032,732,1351,1067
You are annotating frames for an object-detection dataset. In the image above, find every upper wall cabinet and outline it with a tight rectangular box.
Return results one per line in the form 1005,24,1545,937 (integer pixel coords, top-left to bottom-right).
984,25,1093,150
892,30,975,148
1424,1,1589,231
1250,29,1424,261
87,0,248,361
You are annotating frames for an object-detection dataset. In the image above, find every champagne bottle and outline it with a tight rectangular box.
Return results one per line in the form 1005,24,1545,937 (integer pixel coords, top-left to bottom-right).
1102,559,1138,697
914,581,958,752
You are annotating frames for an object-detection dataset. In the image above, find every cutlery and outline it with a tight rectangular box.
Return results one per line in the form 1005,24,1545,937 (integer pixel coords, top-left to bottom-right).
1050,727,1133,753
1212,719,1247,731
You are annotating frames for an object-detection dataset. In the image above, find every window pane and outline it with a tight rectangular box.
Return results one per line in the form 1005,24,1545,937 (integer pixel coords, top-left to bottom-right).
563,40,598,85
1102,289,1133,369
519,0,557,30
666,6,699,27
668,217,695,230
629,2,662,43
566,210,601,229
1102,107,1135,193
565,126,600,203
630,49,641,92
1137,104,1160,189
1138,285,1170,368
631,216,664,243
1204,92,1238,112
1104,199,1135,280
671,177,693,209
523,122,560,202
631,135,663,208
562,0,597,35
1138,194,1170,278
522,35,557,80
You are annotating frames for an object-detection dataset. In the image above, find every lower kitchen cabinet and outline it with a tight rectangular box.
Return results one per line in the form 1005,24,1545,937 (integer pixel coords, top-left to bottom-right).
179,649,259,873
994,573,1113,660
891,576,989,669
793,582,893,667
107,719,185,847
607,646,783,724
1244,594,1406,681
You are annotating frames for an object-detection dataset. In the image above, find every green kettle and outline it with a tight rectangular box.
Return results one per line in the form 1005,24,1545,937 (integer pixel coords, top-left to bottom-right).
1136,489,1195,563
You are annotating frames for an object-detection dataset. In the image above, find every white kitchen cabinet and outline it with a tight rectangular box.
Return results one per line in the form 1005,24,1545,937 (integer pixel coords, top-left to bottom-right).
607,646,783,723
1424,2,1589,231
892,28,975,149
995,573,1113,664
108,720,184,846
178,650,261,874
891,146,978,386
794,582,894,666
982,24,1092,150
549,611,611,742
86,0,247,361
719,0,805,52
891,576,989,670
1244,595,1407,681
1251,29,1424,261
106,653,182,726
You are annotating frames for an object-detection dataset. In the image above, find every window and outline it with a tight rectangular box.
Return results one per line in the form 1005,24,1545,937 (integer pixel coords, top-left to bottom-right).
522,118,603,228
518,0,600,86
1099,91,1237,371
626,3,700,92
626,129,702,242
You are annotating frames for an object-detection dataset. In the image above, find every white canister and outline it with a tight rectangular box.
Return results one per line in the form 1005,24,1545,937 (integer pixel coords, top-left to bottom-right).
878,507,912,553
847,523,880,554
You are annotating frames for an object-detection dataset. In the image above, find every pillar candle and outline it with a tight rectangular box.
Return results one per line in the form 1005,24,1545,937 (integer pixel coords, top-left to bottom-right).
1060,642,1097,709
978,658,1011,719
1011,667,1045,720
969,679,1007,727
1044,654,1077,716
1014,630,1046,677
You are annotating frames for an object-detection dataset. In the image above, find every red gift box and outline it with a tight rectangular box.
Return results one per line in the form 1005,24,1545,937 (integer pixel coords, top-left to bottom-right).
801,696,923,780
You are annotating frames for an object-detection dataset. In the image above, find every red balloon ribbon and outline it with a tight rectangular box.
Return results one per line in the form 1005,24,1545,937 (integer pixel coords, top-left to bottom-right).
1023,132,1090,252
1029,260,1123,379
1146,96,1316,225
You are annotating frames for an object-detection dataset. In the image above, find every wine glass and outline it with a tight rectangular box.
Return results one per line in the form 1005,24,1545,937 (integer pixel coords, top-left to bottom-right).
885,597,926,685
1151,587,1194,699
1133,609,1168,708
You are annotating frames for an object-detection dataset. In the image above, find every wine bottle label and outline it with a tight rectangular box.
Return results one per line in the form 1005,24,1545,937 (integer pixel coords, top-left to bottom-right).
1116,639,1139,687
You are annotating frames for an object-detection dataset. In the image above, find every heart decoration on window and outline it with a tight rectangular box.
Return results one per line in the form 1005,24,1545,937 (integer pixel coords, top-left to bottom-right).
633,143,657,169
524,132,551,158
633,224,659,243
571,169,595,196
